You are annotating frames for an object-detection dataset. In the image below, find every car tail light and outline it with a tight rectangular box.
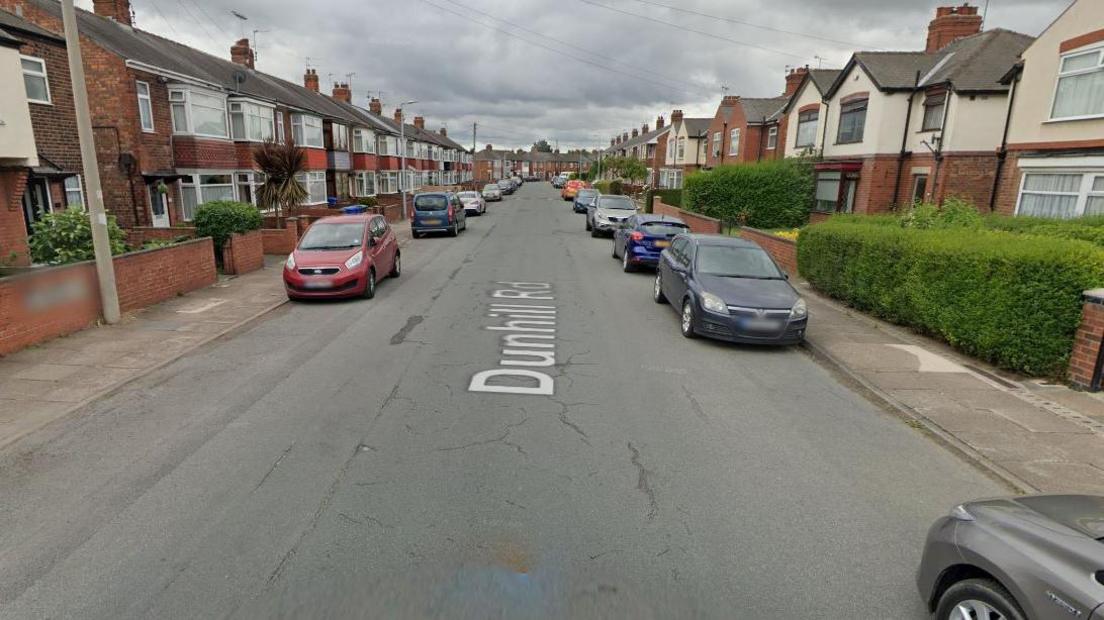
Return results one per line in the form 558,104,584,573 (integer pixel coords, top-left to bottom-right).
630,231,645,242
447,204,454,221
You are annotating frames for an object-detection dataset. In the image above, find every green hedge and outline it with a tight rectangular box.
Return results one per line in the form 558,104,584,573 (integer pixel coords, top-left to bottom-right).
683,159,813,229
983,214,1104,248
798,220,1104,376
29,207,126,265
594,180,623,195
194,201,263,255
644,188,683,213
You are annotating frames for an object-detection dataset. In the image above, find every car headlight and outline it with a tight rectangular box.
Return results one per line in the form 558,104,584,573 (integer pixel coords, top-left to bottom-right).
285,253,296,270
789,298,807,319
344,250,364,270
700,292,727,314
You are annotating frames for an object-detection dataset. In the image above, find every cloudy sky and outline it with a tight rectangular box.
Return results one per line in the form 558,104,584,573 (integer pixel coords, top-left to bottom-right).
76,0,1070,150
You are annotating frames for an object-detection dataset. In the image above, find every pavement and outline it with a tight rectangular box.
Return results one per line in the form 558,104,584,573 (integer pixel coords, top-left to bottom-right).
0,185,1020,618
797,280,1104,495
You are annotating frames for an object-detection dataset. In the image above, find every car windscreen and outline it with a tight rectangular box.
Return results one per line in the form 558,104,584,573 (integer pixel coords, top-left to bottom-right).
598,197,635,210
458,192,479,200
414,195,449,211
298,223,364,250
497,181,510,186
483,185,498,191
576,190,597,199
696,245,783,279
640,221,688,235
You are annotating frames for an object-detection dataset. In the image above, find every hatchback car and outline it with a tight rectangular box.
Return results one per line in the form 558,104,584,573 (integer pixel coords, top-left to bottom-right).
654,235,807,344
457,191,487,216
482,183,503,202
411,192,467,237
917,494,1104,620
586,194,636,236
497,179,515,195
284,214,400,300
551,176,565,188
561,179,589,201
612,215,688,271
573,188,599,213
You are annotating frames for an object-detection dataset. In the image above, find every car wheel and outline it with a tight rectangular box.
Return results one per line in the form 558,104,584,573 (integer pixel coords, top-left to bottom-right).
680,299,697,338
591,227,599,238
935,579,1025,620
449,222,458,237
622,248,634,272
653,273,667,304
389,252,401,278
362,268,377,299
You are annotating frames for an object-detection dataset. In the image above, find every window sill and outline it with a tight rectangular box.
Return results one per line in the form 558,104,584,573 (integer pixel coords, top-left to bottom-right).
833,139,864,145
27,99,52,106
1043,114,1104,124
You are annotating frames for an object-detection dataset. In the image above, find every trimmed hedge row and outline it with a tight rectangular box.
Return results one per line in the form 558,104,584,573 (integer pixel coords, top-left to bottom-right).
194,201,263,254
594,179,623,195
983,214,1104,248
643,188,683,213
798,220,1104,376
683,159,813,229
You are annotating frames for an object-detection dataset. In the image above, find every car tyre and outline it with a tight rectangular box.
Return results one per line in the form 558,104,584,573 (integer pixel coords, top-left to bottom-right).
591,227,599,238
585,218,592,231
389,252,401,278
622,249,634,272
653,273,667,304
362,268,377,300
449,221,458,237
935,579,1025,620
680,299,697,338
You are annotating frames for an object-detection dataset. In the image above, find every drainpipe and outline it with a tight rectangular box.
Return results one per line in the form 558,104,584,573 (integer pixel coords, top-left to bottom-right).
891,71,921,210
929,88,952,205
819,100,831,156
720,120,727,164
756,116,766,162
989,71,1019,212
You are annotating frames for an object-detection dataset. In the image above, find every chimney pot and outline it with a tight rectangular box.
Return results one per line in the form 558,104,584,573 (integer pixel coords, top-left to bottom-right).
331,82,351,103
394,108,403,124
92,0,132,25
413,116,425,129
671,110,684,123
642,122,650,133
784,65,808,97
439,127,447,137
368,97,382,114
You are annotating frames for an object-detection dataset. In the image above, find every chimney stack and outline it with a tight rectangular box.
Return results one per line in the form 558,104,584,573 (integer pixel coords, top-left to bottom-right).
369,97,382,114
671,110,684,124
332,82,351,103
92,0,132,25
610,138,615,147
394,108,403,124
304,68,319,92
926,4,982,53
439,127,448,137
413,116,425,129
622,131,630,143
230,38,254,69
642,122,649,133
631,128,639,138
485,144,493,151
656,115,665,129
721,95,739,106
784,66,808,97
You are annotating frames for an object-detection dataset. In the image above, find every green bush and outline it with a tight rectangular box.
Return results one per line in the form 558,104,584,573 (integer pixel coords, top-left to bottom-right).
193,201,262,254
682,159,813,229
983,214,1104,248
594,180,624,195
356,196,378,208
29,207,126,265
900,197,983,230
798,220,1104,376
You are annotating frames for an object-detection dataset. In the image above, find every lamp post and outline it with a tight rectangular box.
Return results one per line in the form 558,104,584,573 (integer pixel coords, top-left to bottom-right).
398,99,417,219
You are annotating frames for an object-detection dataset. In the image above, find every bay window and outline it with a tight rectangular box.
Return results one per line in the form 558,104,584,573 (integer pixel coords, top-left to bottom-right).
795,109,818,148
331,123,349,151
815,172,841,212
291,113,323,148
837,97,867,144
1017,171,1104,218
377,135,397,155
378,171,399,194
729,128,740,156
353,128,376,153
236,171,265,206
921,92,945,131
169,88,229,138
354,171,376,196
1051,47,1104,120
179,173,235,221
295,171,327,204
229,100,275,142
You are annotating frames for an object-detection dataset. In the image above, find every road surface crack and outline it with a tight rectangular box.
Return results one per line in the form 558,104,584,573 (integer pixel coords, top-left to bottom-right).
389,315,424,345
252,441,295,493
628,442,658,521
436,419,529,457
550,398,591,445
681,386,708,421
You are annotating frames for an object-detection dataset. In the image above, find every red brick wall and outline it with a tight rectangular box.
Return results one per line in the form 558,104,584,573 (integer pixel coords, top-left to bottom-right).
652,198,721,234
125,226,197,247
19,33,83,181
0,170,31,266
705,98,738,168
173,136,238,169
221,229,264,275
0,238,216,355
304,148,328,170
261,220,299,255
653,199,680,219
1069,293,1104,391
235,142,258,169
740,227,797,274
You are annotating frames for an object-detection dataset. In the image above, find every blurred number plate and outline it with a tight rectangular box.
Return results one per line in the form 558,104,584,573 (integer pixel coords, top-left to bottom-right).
743,318,781,331
654,240,670,248
422,219,441,225
304,280,332,289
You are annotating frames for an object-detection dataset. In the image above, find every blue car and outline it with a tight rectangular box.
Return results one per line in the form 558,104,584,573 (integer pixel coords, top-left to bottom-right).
573,189,599,213
611,214,689,272
653,234,807,345
411,192,467,238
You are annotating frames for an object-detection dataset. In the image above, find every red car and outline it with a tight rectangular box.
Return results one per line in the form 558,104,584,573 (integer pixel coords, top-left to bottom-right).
283,214,400,300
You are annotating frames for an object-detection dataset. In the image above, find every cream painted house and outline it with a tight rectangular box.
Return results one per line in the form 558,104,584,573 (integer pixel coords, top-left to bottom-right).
995,0,1104,218
782,69,841,158
0,25,38,266
659,110,710,189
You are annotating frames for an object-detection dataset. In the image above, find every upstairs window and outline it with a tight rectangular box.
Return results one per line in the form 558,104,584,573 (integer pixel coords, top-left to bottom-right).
229,100,274,142
766,126,778,150
921,92,946,131
729,128,740,155
712,131,721,157
353,128,376,153
1052,47,1104,120
21,55,50,104
677,137,685,160
795,109,818,147
291,113,323,148
136,81,154,131
837,97,868,144
169,88,228,138
331,123,349,151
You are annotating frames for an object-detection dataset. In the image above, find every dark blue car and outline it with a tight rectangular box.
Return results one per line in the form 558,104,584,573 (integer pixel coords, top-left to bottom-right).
653,234,807,345
611,214,688,272
573,189,599,213
411,192,467,238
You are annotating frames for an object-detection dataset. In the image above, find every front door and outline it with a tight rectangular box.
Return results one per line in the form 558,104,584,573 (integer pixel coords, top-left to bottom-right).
21,179,50,234
148,184,170,228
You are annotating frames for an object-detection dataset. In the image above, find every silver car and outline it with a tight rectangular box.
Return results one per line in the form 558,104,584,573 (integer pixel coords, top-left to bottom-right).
481,184,502,202
917,494,1104,620
586,195,637,238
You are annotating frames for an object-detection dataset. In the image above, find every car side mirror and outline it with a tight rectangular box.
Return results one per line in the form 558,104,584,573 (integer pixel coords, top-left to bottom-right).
783,273,789,280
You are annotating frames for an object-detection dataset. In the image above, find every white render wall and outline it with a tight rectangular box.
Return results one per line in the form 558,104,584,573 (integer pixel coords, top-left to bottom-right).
822,67,910,158
0,46,38,165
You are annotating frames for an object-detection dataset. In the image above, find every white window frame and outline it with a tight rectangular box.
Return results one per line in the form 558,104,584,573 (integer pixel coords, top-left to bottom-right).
168,87,229,139
355,171,377,197
136,81,154,132
1014,169,1104,218
275,110,285,142
1049,45,1104,122
20,55,51,105
331,122,349,151
378,171,399,194
677,137,685,162
228,99,275,142
291,113,324,148
729,128,740,156
795,110,818,148
296,170,327,204
766,126,778,150
353,127,376,153
64,175,85,210
712,131,721,157
177,171,236,221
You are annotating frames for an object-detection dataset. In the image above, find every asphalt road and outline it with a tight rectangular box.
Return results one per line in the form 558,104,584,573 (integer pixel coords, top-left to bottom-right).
0,183,1004,618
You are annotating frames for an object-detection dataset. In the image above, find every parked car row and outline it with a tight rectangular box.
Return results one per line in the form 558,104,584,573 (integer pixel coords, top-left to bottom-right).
572,187,808,346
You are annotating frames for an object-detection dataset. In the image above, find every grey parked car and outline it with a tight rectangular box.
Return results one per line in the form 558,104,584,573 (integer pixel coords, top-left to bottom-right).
586,194,637,237
917,494,1104,620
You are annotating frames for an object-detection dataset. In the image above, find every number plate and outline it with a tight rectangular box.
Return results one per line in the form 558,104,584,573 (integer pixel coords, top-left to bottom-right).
422,219,441,225
304,280,332,289
654,240,670,248
742,318,781,331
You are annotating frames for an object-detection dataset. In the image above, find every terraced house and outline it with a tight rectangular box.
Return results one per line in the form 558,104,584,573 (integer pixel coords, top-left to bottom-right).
0,0,471,233
605,115,669,187
658,110,711,189
0,10,42,266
